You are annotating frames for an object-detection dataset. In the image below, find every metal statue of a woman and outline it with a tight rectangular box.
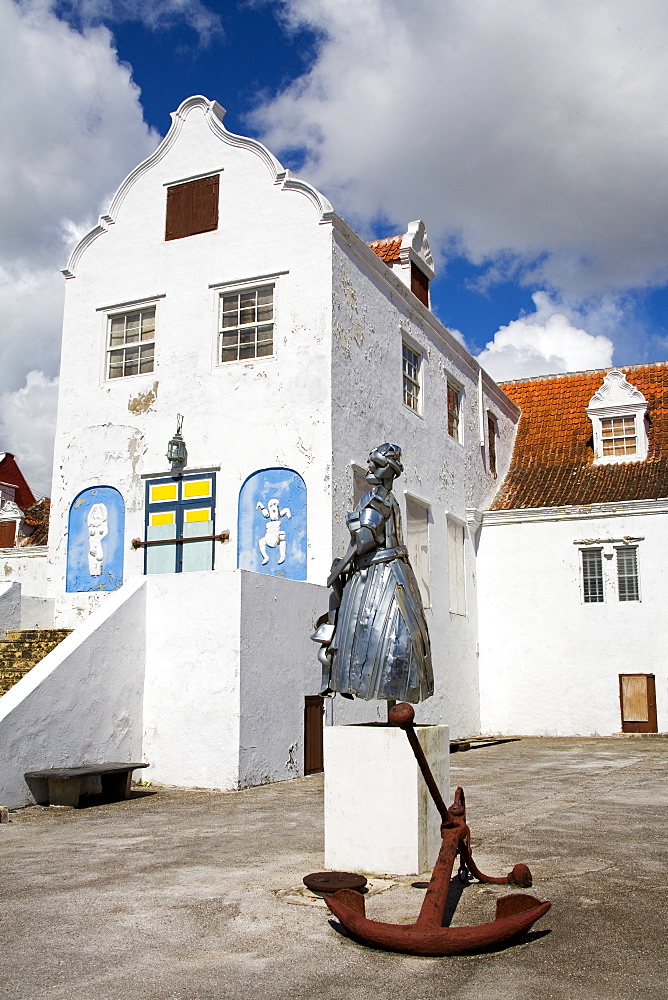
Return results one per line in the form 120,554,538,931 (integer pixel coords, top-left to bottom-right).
312,443,433,703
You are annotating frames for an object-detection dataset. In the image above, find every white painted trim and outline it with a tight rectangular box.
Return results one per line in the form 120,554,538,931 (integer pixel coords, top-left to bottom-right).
208,271,288,290
483,497,668,526
62,96,333,279
163,169,224,186
140,466,221,480
96,293,166,312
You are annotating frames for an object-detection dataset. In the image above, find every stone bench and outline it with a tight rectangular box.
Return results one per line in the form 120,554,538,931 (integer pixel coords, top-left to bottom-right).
24,763,149,807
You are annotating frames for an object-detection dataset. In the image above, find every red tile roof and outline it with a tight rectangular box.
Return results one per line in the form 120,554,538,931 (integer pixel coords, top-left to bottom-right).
368,236,402,263
491,362,668,509
0,453,36,509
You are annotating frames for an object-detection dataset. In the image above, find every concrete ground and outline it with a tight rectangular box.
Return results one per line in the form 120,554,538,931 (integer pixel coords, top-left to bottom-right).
1,735,667,1000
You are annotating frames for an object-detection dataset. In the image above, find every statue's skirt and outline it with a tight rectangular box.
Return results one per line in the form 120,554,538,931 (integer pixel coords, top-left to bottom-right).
328,553,434,703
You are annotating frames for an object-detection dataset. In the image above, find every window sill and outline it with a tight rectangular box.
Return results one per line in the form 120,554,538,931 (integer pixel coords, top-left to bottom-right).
214,355,276,371
402,403,424,419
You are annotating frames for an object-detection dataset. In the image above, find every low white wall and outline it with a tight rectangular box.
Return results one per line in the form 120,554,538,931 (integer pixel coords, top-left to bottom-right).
478,512,668,735
20,597,55,630
142,571,243,791
238,572,327,787
0,582,20,636
1,547,48,598
0,578,146,807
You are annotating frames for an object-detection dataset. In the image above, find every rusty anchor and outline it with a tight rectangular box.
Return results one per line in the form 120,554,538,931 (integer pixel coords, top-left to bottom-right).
323,703,551,956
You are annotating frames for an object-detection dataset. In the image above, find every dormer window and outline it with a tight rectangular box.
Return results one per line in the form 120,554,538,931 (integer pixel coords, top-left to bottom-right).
587,370,648,464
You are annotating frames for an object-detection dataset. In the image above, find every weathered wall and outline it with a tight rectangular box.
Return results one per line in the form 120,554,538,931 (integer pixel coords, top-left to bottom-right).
1,548,48,597
142,571,242,790
0,578,145,807
50,97,334,618
478,506,668,735
0,582,20,636
238,571,326,787
329,232,519,737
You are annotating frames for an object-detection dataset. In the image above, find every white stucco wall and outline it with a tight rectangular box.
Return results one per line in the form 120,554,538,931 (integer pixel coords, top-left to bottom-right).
142,570,242,790
49,97,334,614
238,571,326,787
329,229,519,737
478,505,668,735
1,547,48,597
0,582,20,636
0,578,146,807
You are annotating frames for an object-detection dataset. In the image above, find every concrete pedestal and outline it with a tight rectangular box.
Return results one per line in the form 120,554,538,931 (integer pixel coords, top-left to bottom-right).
324,723,449,876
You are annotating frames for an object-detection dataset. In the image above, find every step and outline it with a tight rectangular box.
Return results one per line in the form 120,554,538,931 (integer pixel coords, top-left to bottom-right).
4,630,73,642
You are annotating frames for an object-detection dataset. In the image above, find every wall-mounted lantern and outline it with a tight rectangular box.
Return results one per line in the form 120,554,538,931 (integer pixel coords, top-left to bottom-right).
166,414,187,467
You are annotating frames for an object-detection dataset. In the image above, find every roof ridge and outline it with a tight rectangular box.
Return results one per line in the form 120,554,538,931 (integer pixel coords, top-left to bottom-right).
500,360,668,387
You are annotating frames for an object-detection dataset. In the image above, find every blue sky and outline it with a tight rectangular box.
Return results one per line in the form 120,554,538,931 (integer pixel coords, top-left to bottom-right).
3,0,668,493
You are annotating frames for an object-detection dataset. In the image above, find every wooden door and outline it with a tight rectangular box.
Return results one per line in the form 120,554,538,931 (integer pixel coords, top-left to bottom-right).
619,674,657,733
304,696,324,775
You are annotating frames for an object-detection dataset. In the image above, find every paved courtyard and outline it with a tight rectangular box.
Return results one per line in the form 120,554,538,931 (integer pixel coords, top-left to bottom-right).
2,734,667,1000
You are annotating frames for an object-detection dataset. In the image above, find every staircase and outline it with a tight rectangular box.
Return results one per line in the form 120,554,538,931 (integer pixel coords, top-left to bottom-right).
0,630,73,698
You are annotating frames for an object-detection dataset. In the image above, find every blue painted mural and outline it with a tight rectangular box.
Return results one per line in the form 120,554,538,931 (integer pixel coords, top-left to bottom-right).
66,486,125,593
238,468,307,580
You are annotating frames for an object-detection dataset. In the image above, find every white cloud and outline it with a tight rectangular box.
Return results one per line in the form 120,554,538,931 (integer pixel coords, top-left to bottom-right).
476,292,614,381
0,371,59,497
256,0,668,298
0,0,162,492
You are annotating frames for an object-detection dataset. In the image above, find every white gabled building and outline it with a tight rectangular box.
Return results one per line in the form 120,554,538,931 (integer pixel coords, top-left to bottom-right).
0,95,521,806
478,364,668,737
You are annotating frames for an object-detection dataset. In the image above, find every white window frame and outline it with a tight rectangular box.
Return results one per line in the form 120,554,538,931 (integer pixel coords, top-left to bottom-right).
100,295,163,382
447,515,466,615
587,370,648,465
447,378,463,443
581,547,605,604
405,494,431,609
615,545,641,602
209,272,285,369
402,336,423,415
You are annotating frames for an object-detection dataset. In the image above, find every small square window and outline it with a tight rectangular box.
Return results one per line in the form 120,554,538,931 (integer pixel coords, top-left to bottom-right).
402,342,421,412
107,307,155,379
601,417,637,456
447,382,461,440
218,286,274,364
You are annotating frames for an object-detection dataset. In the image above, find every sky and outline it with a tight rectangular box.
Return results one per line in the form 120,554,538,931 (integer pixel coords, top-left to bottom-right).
3,0,668,495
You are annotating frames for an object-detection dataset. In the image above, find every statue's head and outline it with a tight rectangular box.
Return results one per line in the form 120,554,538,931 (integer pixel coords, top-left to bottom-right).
366,443,403,486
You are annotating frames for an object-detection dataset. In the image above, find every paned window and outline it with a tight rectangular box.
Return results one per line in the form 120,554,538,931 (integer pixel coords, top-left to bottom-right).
487,414,497,477
617,547,640,601
219,286,273,363
447,517,466,615
165,174,219,241
447,382,461,440
402,342,421,411
145,474,216,574
601,417,637,456
406,497,430,608
107,307,155,379
582,549,604,603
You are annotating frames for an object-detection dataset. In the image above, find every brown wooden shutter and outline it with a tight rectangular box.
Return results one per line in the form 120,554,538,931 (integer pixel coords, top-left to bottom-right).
411,262,430,307
304,696,324,774
165,174,219,241
619,674,657,732
0,521,17,547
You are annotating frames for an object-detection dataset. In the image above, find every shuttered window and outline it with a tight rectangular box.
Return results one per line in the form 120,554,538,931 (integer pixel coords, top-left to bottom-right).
406,497,430,608
411,263,430,307
165,174,219,241
582,549,604,603
447,518,466,615
616,547,639,601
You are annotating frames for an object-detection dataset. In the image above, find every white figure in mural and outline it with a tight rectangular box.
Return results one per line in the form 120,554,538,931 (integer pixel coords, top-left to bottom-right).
256,498,291,565
87,503,108,576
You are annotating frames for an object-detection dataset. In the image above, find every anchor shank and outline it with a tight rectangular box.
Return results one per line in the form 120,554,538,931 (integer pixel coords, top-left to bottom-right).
414,826,463,928
402,721,451,824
